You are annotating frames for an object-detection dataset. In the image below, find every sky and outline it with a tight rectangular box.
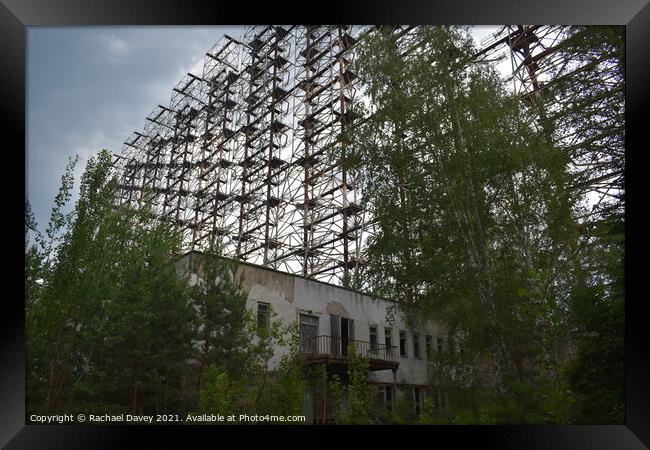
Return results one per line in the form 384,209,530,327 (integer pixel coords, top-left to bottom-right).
26,26,501,236
27,26,245,234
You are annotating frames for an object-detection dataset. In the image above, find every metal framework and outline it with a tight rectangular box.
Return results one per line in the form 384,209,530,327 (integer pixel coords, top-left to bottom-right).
113,25,623,285
477,26,624,222
114,26,368,284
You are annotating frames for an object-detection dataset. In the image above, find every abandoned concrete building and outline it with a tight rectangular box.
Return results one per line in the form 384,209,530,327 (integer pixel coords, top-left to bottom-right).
113,26,576,423
183,250,450,423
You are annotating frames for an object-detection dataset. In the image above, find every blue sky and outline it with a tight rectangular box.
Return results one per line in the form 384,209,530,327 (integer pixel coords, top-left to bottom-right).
26,26,499,236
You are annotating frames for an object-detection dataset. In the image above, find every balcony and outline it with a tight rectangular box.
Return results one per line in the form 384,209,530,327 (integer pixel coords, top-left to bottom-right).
300,335,399,371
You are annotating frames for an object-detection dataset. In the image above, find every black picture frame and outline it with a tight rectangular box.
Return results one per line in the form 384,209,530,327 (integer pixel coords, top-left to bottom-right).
4,0,648,447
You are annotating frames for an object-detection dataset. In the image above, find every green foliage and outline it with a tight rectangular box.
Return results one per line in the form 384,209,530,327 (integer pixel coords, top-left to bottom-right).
37,155,78,270
191,249,309,418
246,316,307,417
259,323,308,417
195,318,308,422
328,346,378,424
26,151,311,418
266,356,307,417
80,219,195,414
195,366,245,419
349,25,624,424
26,149,195,415
353,24,571,391
192,247,253,382
25,200,44,321
566,215,624,423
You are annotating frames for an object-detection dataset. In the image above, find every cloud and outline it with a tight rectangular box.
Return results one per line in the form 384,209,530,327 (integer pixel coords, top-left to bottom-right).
188,55,206,77
27,27,239,235
90,32,132,64
106,34,130,57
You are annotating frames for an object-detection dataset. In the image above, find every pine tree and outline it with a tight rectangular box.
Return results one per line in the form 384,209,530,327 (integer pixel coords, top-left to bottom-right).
191,247,253,390
26,150,195,415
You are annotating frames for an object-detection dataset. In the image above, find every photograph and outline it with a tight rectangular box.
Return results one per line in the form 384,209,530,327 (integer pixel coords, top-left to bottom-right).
23,24,626,427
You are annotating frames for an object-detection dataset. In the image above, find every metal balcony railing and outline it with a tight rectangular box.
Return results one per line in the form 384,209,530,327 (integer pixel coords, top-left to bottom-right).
300,335,400,364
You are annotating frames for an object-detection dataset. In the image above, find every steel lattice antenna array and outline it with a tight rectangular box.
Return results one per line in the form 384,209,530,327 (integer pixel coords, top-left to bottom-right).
114,26,369,285
113,25,622,285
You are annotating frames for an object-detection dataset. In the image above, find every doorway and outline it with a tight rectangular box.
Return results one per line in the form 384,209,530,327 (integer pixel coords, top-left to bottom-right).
330,315,354,356
341,317,350,355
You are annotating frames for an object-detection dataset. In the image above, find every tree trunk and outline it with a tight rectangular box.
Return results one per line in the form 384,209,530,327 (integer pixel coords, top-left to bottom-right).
448,82,510,393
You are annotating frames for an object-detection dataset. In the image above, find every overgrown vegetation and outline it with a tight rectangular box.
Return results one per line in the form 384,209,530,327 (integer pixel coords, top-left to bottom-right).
25,25,624,425
25,149,308,419
348,25,624,424
328,346,378,424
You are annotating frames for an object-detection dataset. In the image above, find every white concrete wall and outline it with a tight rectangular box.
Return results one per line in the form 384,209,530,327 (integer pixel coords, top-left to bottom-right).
209,255,448,387
183,252,447,387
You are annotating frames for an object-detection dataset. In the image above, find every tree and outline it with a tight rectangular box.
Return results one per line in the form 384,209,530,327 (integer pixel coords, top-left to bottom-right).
247,314,303,415
328,346,378,424
566,212,624,423
265,341,308,417
503,26,625,424
27,149,311,418
195,366,245,420
191,247,254,390
539,26,624,224
26,149,195,415
191,247,308,417
25,199,44,327
194,312,308,421
81,216,195,414
349,25,582,419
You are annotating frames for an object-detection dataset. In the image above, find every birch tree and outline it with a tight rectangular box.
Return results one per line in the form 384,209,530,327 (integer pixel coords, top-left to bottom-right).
350,26,579,413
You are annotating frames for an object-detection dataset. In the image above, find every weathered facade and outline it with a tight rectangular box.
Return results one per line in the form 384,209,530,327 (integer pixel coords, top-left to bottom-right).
183,251,449,423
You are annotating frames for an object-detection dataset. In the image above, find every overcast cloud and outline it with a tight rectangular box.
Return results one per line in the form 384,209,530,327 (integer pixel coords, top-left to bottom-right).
27,26,244,234
26,26,499,236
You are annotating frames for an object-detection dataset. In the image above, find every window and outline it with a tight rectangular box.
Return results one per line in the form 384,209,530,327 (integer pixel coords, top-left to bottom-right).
369,326,378,352
331,315,355,356
384,327,393,348
437,336,444,353
433,388,447,411
425,335,433,360
299,314,319,354
257,302,270,335
413,332,421,359
399,331,407,357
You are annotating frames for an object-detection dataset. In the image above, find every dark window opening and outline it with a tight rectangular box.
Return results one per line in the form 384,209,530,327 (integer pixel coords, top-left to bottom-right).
437,336,444,353
413,332,421,359
399,330,407,357
433,388,447,411
257,302,270,335
331,315,354,356
369,326,378,352
425,335,433,360
385,327,392,348
299,314,318,353
379,385,393,413
413,387,422,416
